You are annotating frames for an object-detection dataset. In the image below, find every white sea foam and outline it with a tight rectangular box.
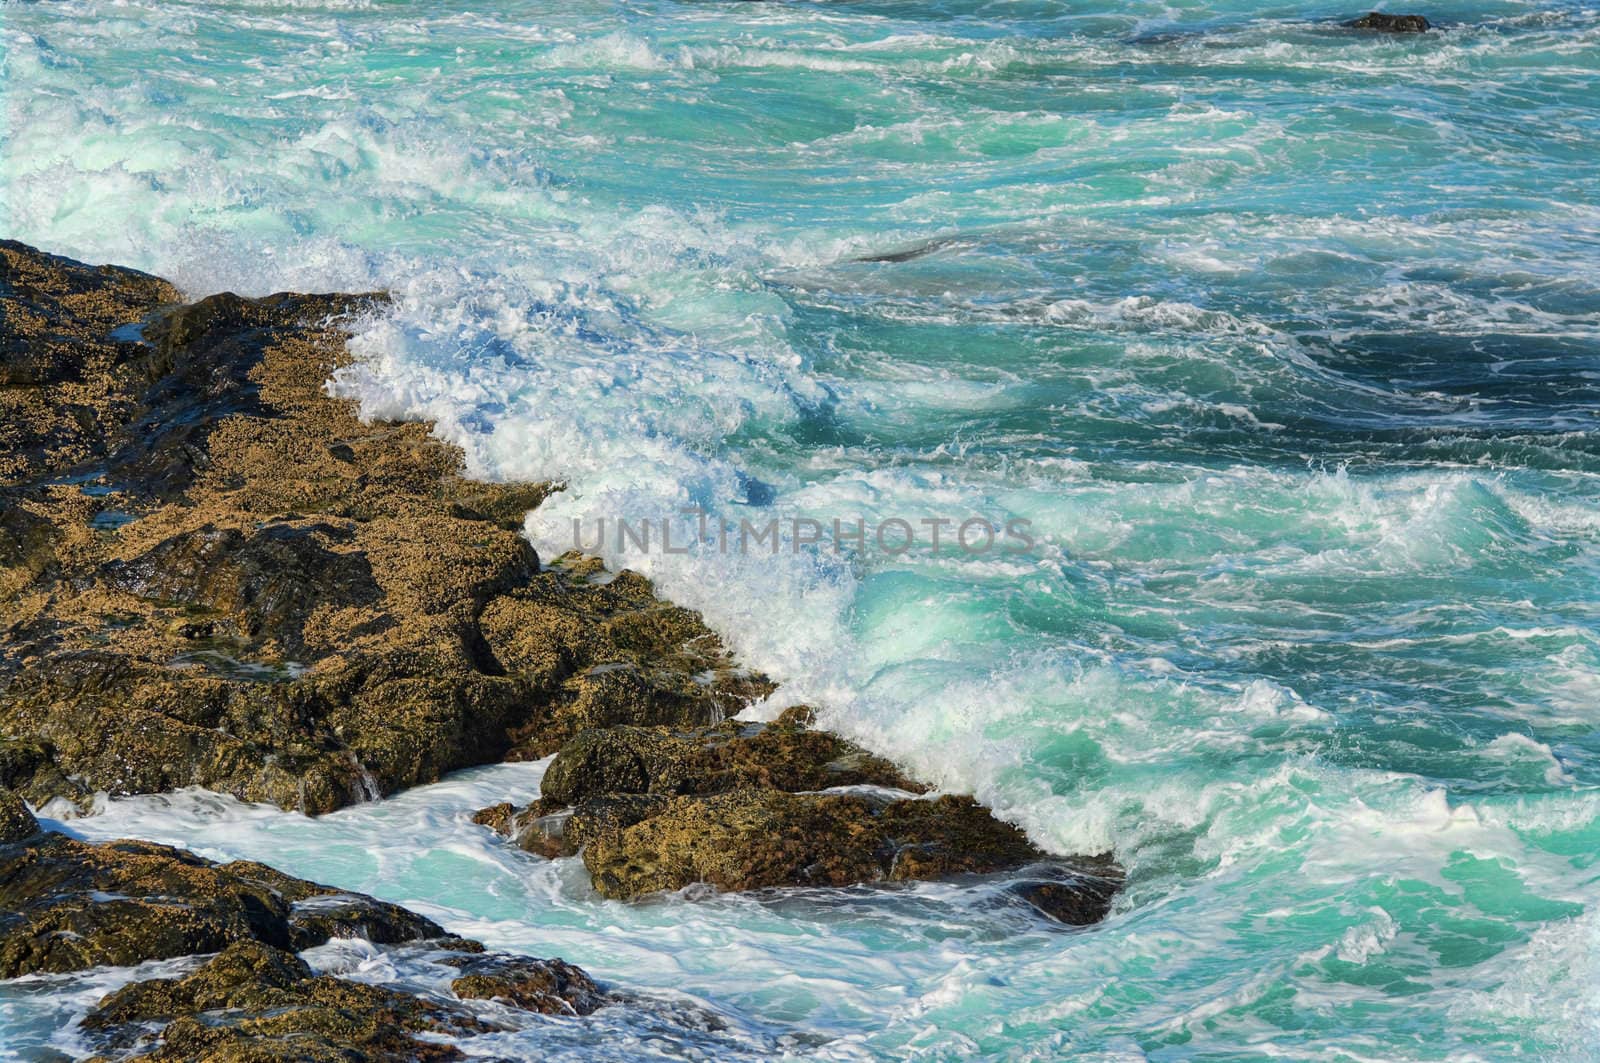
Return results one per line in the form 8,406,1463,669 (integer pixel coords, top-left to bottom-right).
4,0,1600,1056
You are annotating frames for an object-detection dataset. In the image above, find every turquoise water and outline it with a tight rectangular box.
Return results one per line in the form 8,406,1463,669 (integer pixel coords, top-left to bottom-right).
5,0,1600,1058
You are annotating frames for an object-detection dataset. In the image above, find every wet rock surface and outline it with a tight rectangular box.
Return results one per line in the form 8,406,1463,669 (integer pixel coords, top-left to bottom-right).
0,819,444,978
1342,11,1432,31
536,705,925,808
80,941,481,1063
0,240,770,814
478,711,1123,920
0,805,608,1060
443,950,606,1016
76,937,607,1062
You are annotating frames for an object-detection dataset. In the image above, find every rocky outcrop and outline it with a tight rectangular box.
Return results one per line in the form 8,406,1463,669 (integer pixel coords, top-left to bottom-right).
1,822,439,978
0,802,606,1060
1342,12,1432,31
478,711,1122,922
77,938,608,1062
82,941,482,1063
536,706,924,808
444,950,605,1015
579,789,1046,898
0,240,770,814
0,240,1120,930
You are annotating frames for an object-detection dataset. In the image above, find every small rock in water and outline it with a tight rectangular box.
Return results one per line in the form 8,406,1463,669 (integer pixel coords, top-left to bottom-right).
1342,12,1433,31
471,801,516,835
479,716,1123,922
1007,873,1123,927
445,951,606,1015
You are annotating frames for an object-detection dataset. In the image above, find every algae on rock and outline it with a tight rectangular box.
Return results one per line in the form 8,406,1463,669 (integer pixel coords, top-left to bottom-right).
0,241,770,814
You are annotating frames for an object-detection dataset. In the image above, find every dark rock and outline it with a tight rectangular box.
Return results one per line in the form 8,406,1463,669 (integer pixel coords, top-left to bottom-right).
554,794,670,857
539,726,700,805
101,520,384,656
444,951,605,1016
470,801,516,835
83,939,316,1031
1342,11,1432,31
2,827,611,1060
577,787,1049,900
0,241,1122,926
503,712,932,867
0,740,86,809
539,715,925,808
0,829,441,978
81,940,482,1062
0,502,56,586
487,716,1121,920
448,481,555,530
80,938,613,1061
0,241,177,486
285,892,446,949
0,788,39,844
1006,870,1123,927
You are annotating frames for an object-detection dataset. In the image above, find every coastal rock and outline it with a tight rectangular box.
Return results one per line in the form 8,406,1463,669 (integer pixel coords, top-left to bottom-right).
579,788,1047,899
544,794,669,858
479,717,1122,921
481,710,923,858
0,824,445,978
1342,12,1432,31
0,788,39,844
82,941,487,1062
537,709,922,808
0,241,179,485
444,951,605,1015
0,241,1120,927
1007,876,1124,928
0,241,772,813
79,939,607,1061
0,822,608,1060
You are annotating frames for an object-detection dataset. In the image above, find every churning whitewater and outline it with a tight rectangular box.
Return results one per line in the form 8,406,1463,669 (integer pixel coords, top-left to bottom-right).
4,0,1600,1058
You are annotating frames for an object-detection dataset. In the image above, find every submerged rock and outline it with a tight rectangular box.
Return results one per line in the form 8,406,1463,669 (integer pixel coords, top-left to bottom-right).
1006,875,1124,928
0,241,772,814
1342,12,1432,31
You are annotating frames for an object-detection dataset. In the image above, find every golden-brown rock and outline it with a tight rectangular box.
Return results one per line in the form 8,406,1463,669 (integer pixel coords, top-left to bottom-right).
485,715,1122,922
577,788,1044,900
0,241,1122,927
84,941,482,1063
445,951,605,1016
0,825,609,1061
537,713,925,809
0,787,38,844
80,939,609,1062
0,828,443,978
0,242,771,812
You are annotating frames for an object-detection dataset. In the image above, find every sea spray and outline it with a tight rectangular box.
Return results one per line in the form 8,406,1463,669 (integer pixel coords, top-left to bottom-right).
4,0,1599,1056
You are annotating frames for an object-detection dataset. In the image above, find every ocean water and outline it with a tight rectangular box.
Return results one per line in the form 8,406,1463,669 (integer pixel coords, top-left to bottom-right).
4,0,1600,1058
